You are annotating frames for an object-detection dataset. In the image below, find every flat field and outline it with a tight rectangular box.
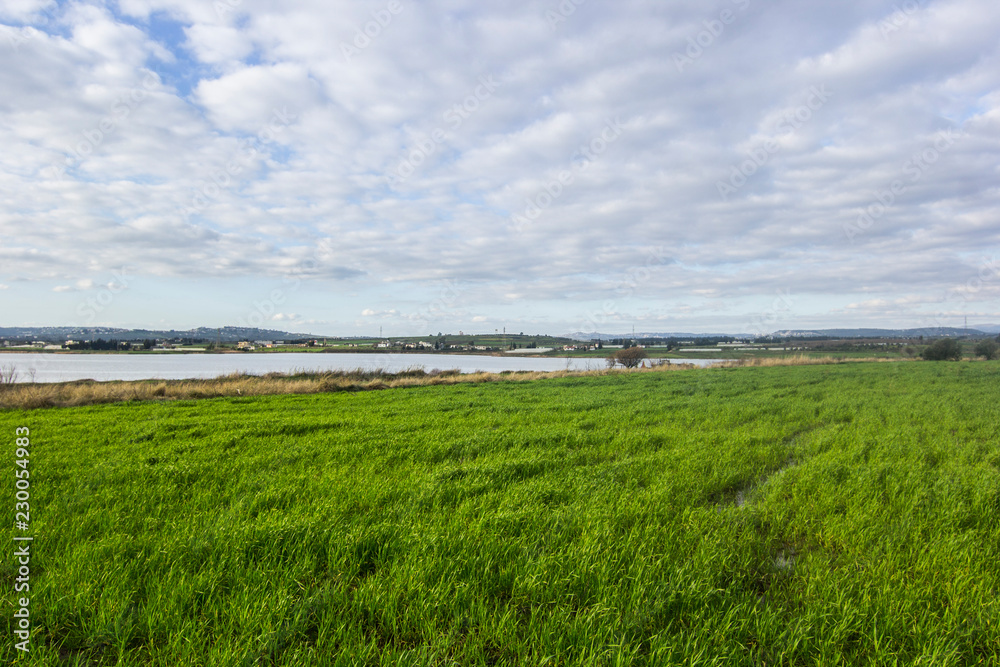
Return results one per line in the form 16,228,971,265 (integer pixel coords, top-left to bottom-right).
2,362,999,665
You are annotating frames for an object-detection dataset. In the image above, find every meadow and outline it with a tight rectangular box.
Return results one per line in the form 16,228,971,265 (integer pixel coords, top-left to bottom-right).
2,362,999,665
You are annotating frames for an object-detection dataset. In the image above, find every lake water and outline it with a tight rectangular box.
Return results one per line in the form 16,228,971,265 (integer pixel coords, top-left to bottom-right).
0,352,726,383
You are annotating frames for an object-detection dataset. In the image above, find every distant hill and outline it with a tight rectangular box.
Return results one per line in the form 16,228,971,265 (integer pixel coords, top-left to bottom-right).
568,332,749,341
773,327,986,338
569,327,990,340
0,326,324,343
4,325,993,345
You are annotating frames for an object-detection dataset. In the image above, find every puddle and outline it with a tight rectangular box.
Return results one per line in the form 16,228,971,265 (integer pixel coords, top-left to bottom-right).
773,549,797,572
713,483,753,511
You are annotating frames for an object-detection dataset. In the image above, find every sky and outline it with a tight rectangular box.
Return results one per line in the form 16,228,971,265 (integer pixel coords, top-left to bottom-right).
0,0,998,337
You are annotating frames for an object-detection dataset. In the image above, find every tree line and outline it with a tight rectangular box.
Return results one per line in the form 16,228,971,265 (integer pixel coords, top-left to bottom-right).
64,339,156,351
921,336,999,361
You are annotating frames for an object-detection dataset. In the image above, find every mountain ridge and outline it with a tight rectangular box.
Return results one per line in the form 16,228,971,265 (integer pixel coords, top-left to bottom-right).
567,327,991,340
0,326,323,343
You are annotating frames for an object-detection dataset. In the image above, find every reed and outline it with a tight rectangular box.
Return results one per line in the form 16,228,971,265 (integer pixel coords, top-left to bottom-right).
0,354,921,411
0,364,698,410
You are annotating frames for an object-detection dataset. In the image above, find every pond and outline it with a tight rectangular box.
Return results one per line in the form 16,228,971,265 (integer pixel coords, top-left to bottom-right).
0,352,727,383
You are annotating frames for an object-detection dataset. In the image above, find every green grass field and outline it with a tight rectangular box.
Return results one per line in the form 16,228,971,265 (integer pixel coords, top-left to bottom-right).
3,362,999,665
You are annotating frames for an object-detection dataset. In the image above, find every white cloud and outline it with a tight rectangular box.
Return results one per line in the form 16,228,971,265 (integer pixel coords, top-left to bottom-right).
0,0,57,23
183,23,253,67
361,308,400,318
193,63,318,132
1,0,998,334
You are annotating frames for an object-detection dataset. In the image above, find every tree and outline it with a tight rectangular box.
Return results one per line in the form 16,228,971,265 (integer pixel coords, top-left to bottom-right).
0,364,19,389
614,346,648,369
974,339,999,360
921,338,962,361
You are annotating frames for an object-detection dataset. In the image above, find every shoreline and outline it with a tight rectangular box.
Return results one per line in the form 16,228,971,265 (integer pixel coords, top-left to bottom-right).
0,349,568,358
0,364,703,410
0,356,905,410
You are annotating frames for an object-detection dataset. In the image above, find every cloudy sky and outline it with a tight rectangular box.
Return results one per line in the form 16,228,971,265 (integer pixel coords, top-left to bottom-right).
1,0,998,336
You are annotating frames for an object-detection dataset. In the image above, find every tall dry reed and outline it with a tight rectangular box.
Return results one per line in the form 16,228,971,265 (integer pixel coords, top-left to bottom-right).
0,364,699,410
0,356,910,410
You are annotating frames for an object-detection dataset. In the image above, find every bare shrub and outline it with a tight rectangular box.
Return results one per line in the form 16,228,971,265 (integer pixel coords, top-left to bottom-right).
614,347,648,369
0,364,19,389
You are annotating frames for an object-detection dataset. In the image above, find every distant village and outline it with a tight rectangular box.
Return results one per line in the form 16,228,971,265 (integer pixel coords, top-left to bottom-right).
0,325,986,356
1,334,819,354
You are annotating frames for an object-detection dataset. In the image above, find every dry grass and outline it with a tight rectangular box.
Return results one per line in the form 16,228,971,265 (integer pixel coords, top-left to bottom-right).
0,356,909,410
0,363,700,410
715,355,904,368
